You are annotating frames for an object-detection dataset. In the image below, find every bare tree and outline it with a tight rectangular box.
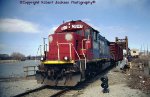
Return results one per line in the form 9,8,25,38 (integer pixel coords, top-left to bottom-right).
11,52,25,60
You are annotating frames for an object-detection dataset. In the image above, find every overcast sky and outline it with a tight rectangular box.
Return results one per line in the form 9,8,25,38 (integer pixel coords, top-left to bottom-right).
0,0,150,56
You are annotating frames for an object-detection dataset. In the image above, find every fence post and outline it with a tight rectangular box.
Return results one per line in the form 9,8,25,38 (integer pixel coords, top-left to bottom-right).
24,66,37,78
34,66,35,75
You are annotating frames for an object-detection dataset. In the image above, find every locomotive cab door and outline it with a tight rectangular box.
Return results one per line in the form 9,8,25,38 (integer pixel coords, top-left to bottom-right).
92,30,100,59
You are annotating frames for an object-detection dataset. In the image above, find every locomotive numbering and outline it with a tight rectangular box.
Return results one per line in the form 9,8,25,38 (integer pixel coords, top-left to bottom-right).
61,24,83,30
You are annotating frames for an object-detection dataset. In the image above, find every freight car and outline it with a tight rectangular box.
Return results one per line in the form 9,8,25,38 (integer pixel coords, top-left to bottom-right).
36,20,123,86
109,42,123,61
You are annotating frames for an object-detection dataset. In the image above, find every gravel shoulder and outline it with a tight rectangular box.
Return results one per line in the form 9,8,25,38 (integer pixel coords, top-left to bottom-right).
0,64,150,97
0,79,42,97
78,68,150,97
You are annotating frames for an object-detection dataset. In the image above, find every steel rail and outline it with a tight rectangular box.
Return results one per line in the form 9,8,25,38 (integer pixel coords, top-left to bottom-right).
50,88,71,97
12,62,116,97
50,63,116,97
13,85,48,97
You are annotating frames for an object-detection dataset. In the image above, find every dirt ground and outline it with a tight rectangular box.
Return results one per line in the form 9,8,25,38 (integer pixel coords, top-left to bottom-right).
127,62,150,94
0,78,42,97
0,62,150,97
78,66,150,97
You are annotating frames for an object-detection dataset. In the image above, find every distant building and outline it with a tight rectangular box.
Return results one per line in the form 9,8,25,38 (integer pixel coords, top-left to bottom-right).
0,54,10,60
130,49,139,58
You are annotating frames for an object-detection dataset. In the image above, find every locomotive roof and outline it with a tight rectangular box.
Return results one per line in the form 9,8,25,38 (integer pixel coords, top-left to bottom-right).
55,20,98,33
53,20,110,44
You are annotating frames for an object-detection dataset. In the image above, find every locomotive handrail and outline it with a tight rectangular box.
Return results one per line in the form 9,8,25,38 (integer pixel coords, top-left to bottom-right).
57,43,81,61
57,41,87,71
81,38,88,70
57,43,72,60
57,42,60,60
57,42,83,71
82,39,88,49
71,43,83,71
71,44,81,60
82,50,87,70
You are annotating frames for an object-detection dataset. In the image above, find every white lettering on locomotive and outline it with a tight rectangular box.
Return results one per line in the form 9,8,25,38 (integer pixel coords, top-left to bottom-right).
61,26,68,30
61,24,83,30
72,25,83,28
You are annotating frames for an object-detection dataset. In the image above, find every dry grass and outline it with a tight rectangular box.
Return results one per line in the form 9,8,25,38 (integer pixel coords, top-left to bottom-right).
127,56,150,94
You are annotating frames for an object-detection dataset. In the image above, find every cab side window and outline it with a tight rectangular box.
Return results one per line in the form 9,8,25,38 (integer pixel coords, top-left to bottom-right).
93,31,98,41
85,29,90,38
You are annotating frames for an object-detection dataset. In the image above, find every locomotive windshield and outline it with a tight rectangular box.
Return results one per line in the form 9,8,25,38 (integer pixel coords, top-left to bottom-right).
63,29,82,35
75,30,82,35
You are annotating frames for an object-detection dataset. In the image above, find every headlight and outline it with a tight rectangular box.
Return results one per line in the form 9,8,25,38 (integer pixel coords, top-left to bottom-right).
64,56,69,61
40,57,43,61
49,36,53,43
65,33,73,41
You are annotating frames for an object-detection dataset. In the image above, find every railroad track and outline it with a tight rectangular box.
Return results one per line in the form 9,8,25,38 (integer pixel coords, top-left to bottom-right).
50,88,71,97
50,65,115,97
13,85,47,97
13,65,115,97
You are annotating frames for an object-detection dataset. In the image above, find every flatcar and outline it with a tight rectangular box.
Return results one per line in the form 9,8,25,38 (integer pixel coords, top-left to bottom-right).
36,20,123,86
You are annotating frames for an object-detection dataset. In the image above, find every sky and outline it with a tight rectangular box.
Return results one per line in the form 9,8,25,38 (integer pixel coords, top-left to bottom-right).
0,0,150,56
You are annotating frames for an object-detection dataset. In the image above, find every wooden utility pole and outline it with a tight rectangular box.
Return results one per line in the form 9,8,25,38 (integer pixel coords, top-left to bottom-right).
43,37,47,60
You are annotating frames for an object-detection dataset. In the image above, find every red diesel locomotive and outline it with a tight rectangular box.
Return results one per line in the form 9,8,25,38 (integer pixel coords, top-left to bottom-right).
36,20,123,86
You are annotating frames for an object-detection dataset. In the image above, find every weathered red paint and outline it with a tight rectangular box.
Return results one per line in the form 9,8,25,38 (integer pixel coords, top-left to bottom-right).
109,42,123,61
47,20,123,62
47,20,94,61
55,20,91,33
